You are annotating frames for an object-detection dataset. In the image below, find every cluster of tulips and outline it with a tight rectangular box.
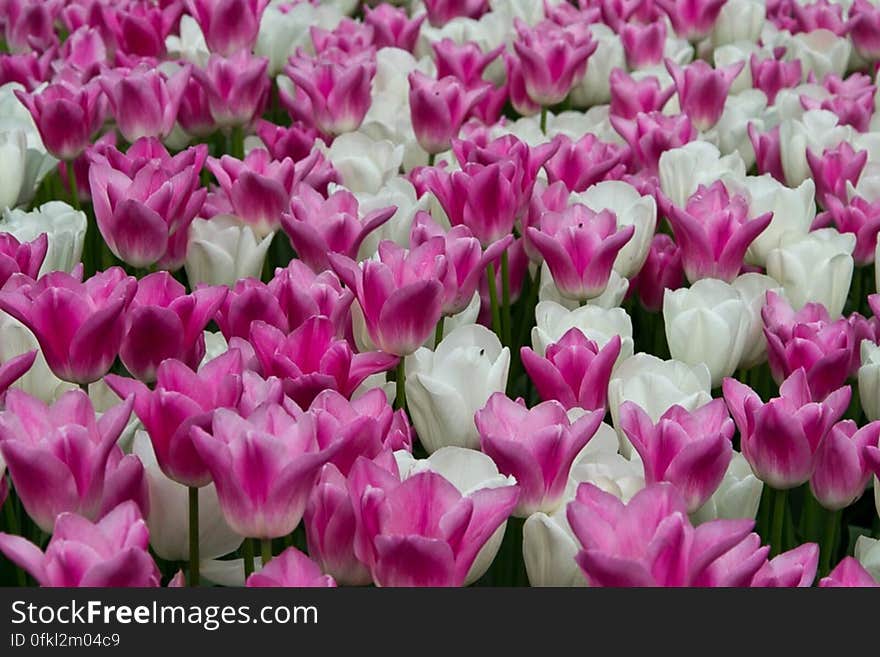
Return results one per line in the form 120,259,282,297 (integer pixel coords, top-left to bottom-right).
0,0,879,589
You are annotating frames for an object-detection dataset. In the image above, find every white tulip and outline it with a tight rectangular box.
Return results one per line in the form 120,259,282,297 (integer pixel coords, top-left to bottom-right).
858,340,880,422
663,279,751,387
256,4,318,76
785,28,851,81
732,273,786,369
351,177,430,259
725,175,816,267
855,535,880,583
0,312,75,402
185,215,274,287
531,300,634,362
548,107,623,145
712,0,766,47
395,446,517,585
659,141,746,209
569,24,625,108
1,201,87,275
405,324,509,453
132,431,243,563
704,89,767,168
779,109,853,187
575,180,657,279
713,43,759,95
765,228,855,318
853,162,880,203
0,129,27,210
608,353,712,457
164,15,210,67
0,83,57,206
538,263,629,311
690,451,763,524
323,132,404,195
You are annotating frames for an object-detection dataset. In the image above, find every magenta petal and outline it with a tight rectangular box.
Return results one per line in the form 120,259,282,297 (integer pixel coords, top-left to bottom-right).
373,535,458,587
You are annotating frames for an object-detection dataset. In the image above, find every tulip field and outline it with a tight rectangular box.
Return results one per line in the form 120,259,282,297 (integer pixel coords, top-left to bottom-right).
0,0,880,590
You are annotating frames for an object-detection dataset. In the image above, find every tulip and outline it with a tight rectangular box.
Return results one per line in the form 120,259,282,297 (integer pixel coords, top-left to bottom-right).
667,182,770,284
691,451,764,524
521,329,620,413
408,71,489,156
347,456,518,587
405,324,509,453
247,547,336,587
0,350,36,403
543,134,628,194
810,420,880,511
281,184,394,273
631,234,684,313
422,0,488,26
531,300,633,360
364,5,425,52
814,196,880,266
476,394,603,517
248,317,398,409
731,273,785,370
749,51,801,106
504,50,541,118
819,557,879,587
663,279,751,387
512,19,597,108
0,501,160,587
121,272,227,383
723,368,850,490
656,0,728,41
0,231,46,288
105,350,243,488
779,110,853,189
0,389,145,533
665,59,744,132
619,400,734,512
620,22,665,69
193,52,270,128
0,129,27,211
659,141,747,212
751,543,820,587
608,70,675,121
98,64,190,143
611,111,697,175
323,131,404,195
191,404,334,539
859,340,880,422
14,81,103,161
765,228,855,318
265,259,353,336
186,0,268,56
806,142,868,211
748,124,784,182
185,215,275,288
850,0,880,61
330,243,445,357
89,142,207,270
432,39,504,87
0,267,136,385
3,0,60,54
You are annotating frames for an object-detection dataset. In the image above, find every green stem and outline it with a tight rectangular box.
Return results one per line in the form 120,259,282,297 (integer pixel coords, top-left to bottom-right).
820,508,841,577
427,152,436,167
66,163,80,212
3,491,26,586
243,538,255,580
261,539,273,567
770,488,788,557
230,125,245,160
486,263,502,338
540,106,548,135
394,357,406,412
500,249,511,348
188,487,199,587
433,316,445,349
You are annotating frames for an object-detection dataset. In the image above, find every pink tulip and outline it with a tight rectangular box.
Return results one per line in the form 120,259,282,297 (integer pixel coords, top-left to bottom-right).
105,350,244,488
0,233,47,288
520,330,621,413
748,124,785,182
0,389,145,532
503,50,541,117
408,71,490,155
0,267,136,384
666,59,744,132
410,212,513,316
750,50,802,105
850,0,880,61
656,0,728,41
0,351,36,403
619,399,735,512
247,546,336,587
819,557,879,587
193,52,270,128
806,142,868,211
284,50,375,137
723,368,850,489
432,39,504,87
15,81,103,160
567,482,758,586
248,316,398,408
364,4,425,52
664,181,771,284
105,0,181,59
751,543,819,587
310,19,375,56
609,69,675,121
762,292,856,402
630,233,685,312
329,242,446,357
191,403,334,539
611,111,697,174
186,0,268,56
802,74,876,133
0,48,54,90
3,0,60,54
543,133,628,192
281,184,395,272
476,393,603,516
423,0,489,27
256,120,338,194
523,181,571,263
526,203,634,301
545,0,602,26
691,533,772,586
810,420,880,511
305,463,371,585
89,141,207,270
621,21,666,69
120,272,227,382
178,75,215,137
0,501,160,587
814,196,880,266
98,63,190,143
791,0,848,35
348,456,518,586
512,18,597,107
310,388,411,476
